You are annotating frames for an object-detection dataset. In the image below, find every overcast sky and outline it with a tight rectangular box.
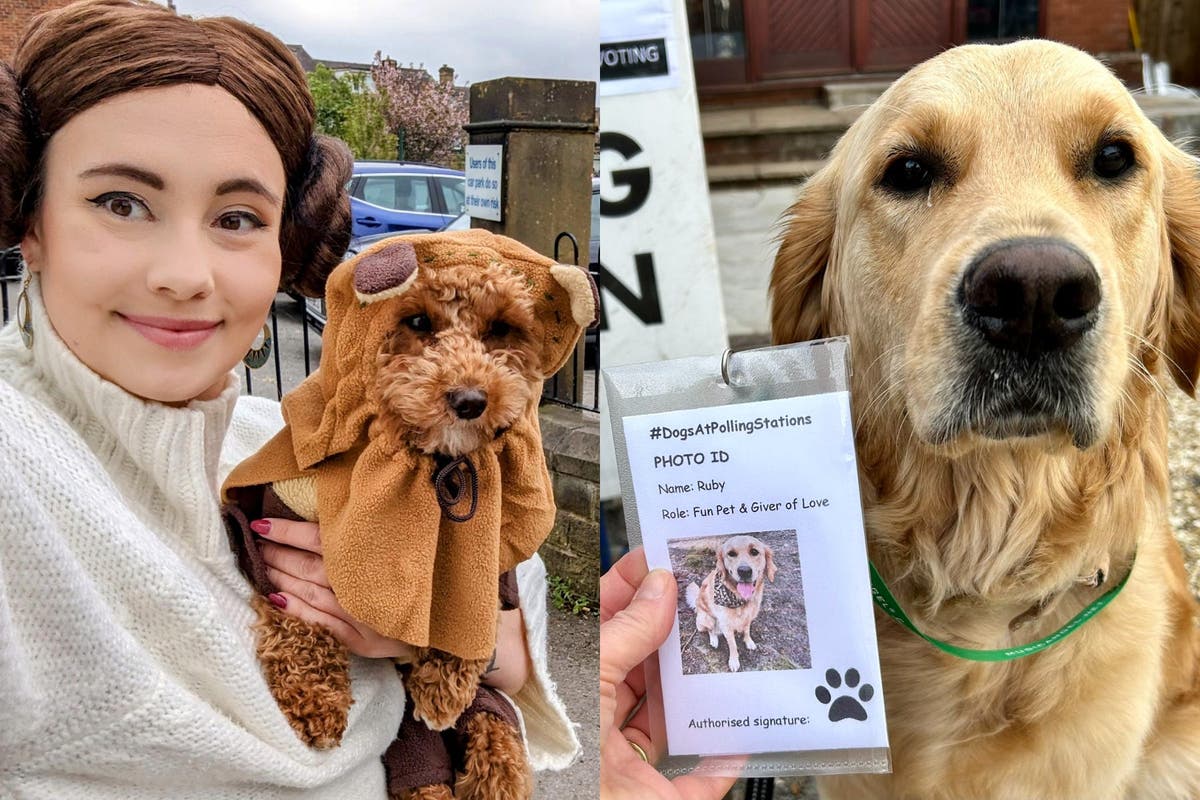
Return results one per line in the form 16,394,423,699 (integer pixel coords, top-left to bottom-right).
167,0,598,85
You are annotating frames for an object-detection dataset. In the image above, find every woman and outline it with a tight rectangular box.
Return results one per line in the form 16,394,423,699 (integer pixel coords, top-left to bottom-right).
0,1,576,796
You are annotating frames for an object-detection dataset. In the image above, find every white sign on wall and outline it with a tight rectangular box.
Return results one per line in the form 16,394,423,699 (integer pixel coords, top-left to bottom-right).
465,144,503,222
598,0,729,500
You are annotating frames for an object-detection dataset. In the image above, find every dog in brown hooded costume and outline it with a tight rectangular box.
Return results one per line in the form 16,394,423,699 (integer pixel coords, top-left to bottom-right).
221,229,598,800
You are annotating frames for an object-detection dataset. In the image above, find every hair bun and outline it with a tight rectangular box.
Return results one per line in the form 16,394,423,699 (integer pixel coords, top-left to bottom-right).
0,62,32,248
280,134,353,298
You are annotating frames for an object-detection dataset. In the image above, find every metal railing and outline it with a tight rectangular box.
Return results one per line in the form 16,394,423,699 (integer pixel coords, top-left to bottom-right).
538,231,599,413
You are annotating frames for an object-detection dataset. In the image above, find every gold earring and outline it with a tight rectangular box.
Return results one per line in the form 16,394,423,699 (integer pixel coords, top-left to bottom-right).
243,323,272,369
16,270,32,349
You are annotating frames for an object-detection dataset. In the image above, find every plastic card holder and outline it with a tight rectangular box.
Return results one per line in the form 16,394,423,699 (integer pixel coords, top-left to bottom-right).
604,338,892,780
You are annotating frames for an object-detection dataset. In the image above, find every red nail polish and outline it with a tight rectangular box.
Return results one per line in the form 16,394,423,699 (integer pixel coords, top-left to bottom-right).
267,593,287,609
250,519,271,535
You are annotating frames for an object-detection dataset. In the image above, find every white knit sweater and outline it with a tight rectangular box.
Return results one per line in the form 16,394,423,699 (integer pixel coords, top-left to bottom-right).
0,279,578,799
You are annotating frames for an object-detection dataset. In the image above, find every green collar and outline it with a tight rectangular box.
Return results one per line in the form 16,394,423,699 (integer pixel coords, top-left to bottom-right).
869,552,1135,661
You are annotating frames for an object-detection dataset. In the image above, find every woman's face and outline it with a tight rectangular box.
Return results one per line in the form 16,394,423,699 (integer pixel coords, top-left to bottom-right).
21,84,286,404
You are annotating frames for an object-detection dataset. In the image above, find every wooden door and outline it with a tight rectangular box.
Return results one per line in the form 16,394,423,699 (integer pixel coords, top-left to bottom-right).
749,0,854,79
857,0,961,71
741,0,961,81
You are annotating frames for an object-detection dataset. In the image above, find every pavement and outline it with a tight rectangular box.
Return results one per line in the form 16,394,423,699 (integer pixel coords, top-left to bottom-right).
537,607,600,798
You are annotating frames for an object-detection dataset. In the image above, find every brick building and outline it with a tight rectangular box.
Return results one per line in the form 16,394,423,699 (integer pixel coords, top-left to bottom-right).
1,0,73,59
689,0,1135,103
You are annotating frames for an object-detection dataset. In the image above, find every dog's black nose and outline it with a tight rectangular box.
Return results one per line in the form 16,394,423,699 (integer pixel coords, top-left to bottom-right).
737,565,753,582
959,238,1100,357
447,389,488,420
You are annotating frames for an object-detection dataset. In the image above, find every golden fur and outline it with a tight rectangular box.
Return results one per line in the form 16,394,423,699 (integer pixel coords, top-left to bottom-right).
453,712,534,800
250,594,352,750
405,647,493,731
686,535,777,672
398,785,454,800
769,41,1200,799
372,263,541,457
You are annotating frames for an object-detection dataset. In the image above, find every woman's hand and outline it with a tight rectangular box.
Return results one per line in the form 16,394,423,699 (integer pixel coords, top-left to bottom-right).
254,517,535,691
484,607,532,695
253,517,414,660
600,548,738,800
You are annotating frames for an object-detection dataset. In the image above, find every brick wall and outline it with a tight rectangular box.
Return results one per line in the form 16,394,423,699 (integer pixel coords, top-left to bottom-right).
537,405,600,602
1044,0,1130,54
1,0,74,61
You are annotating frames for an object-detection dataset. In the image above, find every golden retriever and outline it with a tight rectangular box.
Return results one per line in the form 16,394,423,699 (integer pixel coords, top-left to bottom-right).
770,41,1200,799
685,535,777,672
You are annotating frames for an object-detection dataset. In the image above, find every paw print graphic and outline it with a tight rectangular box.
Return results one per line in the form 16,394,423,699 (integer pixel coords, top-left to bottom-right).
815,668,874,722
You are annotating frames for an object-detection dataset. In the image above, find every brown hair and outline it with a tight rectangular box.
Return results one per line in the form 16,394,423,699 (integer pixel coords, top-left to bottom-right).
0,0,350,297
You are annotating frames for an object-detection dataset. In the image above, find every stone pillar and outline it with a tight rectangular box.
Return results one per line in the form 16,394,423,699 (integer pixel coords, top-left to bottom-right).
465,78,596,261
466,80,599,599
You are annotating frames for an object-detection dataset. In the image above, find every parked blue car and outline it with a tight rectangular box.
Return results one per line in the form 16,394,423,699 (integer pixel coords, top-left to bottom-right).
347,161,465,238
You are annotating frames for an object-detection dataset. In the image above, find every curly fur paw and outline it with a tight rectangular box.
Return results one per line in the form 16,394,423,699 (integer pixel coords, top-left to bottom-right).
251,595,353,749
455,713,533,800
406,648,488,731
393,785,454,800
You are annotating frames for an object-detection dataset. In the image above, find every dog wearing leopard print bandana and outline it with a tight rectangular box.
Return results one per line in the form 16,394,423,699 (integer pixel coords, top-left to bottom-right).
685,534,777,672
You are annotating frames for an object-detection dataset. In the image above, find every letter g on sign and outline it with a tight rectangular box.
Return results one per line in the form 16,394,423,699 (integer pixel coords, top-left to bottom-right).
600,132,650,217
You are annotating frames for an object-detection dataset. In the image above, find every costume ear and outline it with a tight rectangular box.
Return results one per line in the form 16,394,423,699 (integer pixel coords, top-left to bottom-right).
764,545,777,583
770,165,837,345
550,263,600,327
353,240,419,305
1163,145,1200,396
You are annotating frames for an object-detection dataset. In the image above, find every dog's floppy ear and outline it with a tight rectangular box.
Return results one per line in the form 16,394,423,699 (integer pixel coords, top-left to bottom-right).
770,165,837,345
764,545,777,583
1163,145,1200,396
352,240,419,305
550,264,600,328
715,544,728,581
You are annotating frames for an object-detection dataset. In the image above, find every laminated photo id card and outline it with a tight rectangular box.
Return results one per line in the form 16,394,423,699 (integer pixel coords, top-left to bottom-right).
604,339,891,780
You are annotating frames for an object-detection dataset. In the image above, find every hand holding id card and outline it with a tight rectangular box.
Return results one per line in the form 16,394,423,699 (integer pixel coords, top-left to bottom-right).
604,339,891,780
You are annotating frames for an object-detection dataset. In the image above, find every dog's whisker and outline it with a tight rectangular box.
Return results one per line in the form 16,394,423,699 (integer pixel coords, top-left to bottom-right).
1125,327,1189,390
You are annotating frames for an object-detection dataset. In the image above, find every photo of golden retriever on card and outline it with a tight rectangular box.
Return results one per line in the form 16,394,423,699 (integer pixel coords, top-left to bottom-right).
668,531,810,675
770,40,1200,799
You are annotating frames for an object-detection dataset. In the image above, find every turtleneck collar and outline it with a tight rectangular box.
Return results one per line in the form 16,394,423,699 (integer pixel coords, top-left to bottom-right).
7,273,242,561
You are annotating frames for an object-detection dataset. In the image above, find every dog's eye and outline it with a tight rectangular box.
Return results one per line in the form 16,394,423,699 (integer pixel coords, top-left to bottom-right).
1093,142,1134,180
749,548,759,556
881,156,934,194
727,550,737,558
404,314,432,333
489,320,512,338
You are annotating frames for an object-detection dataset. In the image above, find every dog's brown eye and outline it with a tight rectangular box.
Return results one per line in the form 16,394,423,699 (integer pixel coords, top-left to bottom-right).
489,320,512,338
404,314,432,333
749,548,759,556
728,550,737,558
1094,142,1134,180
881,156,933,194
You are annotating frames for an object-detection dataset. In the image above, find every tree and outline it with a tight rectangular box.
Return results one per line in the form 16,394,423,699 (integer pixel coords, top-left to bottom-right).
371,53,468,166
307,64,396,160
340,72,397,160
